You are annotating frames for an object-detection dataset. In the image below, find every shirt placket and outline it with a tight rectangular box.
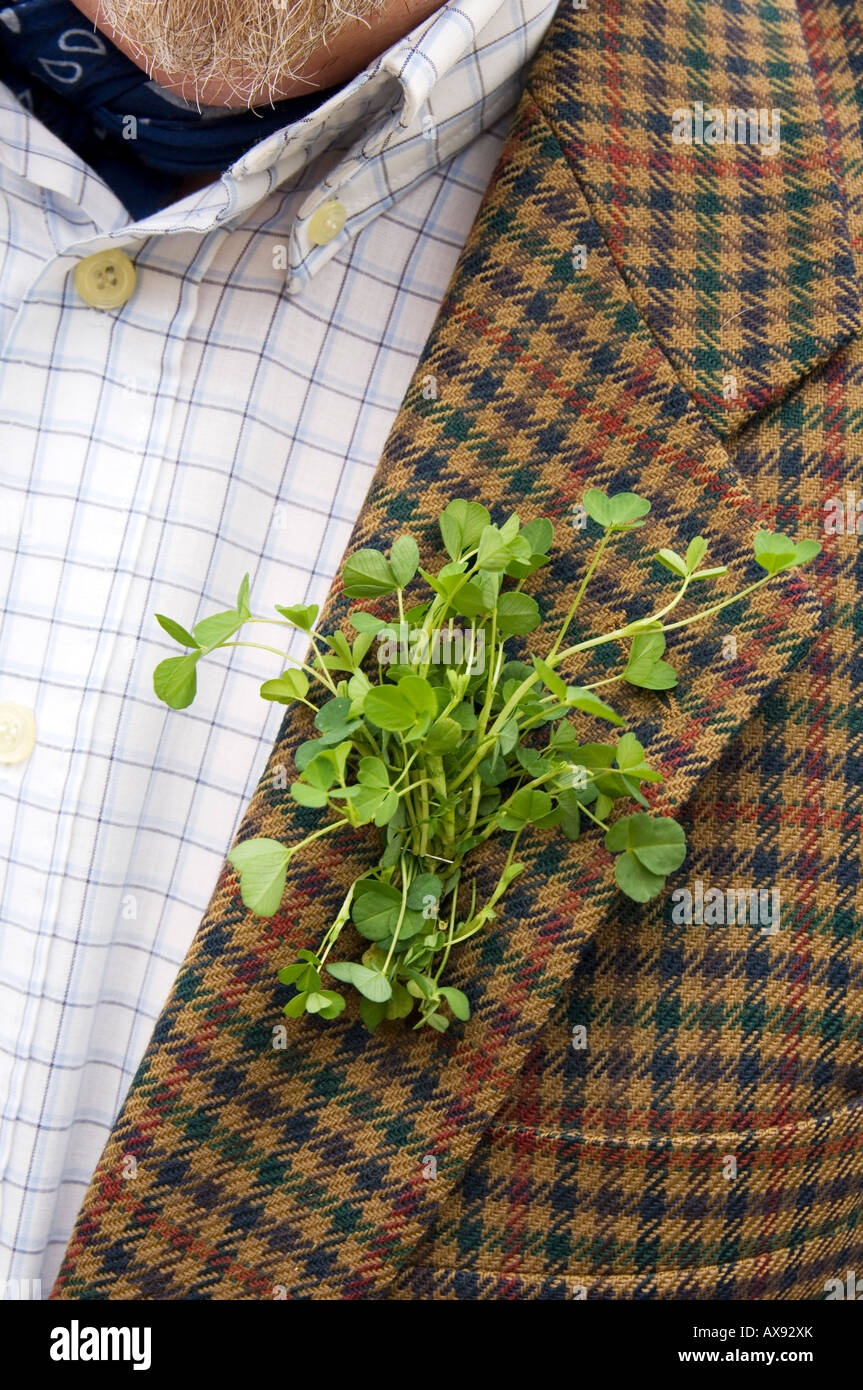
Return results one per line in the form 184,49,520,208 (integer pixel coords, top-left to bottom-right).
0,208,235,1215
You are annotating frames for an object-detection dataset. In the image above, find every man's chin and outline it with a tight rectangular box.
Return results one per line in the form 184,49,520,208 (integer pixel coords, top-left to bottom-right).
140,64,330,111
65,0,387,109
146,48,362,111
67,0,445,109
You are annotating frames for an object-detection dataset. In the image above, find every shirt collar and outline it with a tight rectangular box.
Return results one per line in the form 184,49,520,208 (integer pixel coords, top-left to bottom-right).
9,0,557,292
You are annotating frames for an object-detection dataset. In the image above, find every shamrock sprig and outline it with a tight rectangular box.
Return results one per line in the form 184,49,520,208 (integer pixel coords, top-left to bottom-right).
153,491,819,1033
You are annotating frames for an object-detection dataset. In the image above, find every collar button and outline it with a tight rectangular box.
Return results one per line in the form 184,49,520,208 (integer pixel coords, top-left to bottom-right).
307,199,346,246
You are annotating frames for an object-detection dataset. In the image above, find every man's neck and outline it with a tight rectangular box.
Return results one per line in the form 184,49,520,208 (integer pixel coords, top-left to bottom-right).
68,0,445,108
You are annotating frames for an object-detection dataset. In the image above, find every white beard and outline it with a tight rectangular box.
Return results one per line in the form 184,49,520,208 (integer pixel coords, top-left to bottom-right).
96,0,390,105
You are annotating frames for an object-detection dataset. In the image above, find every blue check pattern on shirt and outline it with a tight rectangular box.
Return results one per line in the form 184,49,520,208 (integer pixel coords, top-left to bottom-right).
0,0,559,1295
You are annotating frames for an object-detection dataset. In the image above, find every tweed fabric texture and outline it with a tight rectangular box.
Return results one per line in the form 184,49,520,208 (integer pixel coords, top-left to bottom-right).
53,0,863,1300
528,0,862,432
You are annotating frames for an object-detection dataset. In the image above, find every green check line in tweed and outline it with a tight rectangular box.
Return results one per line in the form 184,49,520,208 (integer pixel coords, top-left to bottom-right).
53,0,863,1300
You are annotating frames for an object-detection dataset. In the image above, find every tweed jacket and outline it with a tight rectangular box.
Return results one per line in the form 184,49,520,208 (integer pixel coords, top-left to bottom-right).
52,0,863,1300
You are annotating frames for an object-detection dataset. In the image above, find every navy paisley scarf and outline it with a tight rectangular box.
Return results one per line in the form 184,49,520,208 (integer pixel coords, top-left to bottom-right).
0,1,339,216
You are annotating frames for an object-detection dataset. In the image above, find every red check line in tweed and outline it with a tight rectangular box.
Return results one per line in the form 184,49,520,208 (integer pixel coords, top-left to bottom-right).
799,0,846,167
115,1180,272,1297
706,800,862,834
753,1128,800,1296
565,141,839,185
696,382,786,416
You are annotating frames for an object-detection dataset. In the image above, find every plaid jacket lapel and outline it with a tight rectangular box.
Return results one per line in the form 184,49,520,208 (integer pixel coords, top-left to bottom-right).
54,2,844,1301
531,0,862,433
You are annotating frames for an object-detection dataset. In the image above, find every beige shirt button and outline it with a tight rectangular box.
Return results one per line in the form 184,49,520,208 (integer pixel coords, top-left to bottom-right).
73,249,137,310
0,703,36,764
307,200,346,246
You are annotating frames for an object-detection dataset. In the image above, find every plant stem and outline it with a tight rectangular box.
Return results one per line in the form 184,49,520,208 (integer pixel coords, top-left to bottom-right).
455,571,773,790
219,640,290,659
433,885,462,984
419,776,430,857
450,829,523,948
467,771,483,832
218,642,327,695
291,817,350,857
307,633,339,694
547,530,612,659
553,573,775,666
382,857,411,974
427,754,455,851
318,879,359,966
